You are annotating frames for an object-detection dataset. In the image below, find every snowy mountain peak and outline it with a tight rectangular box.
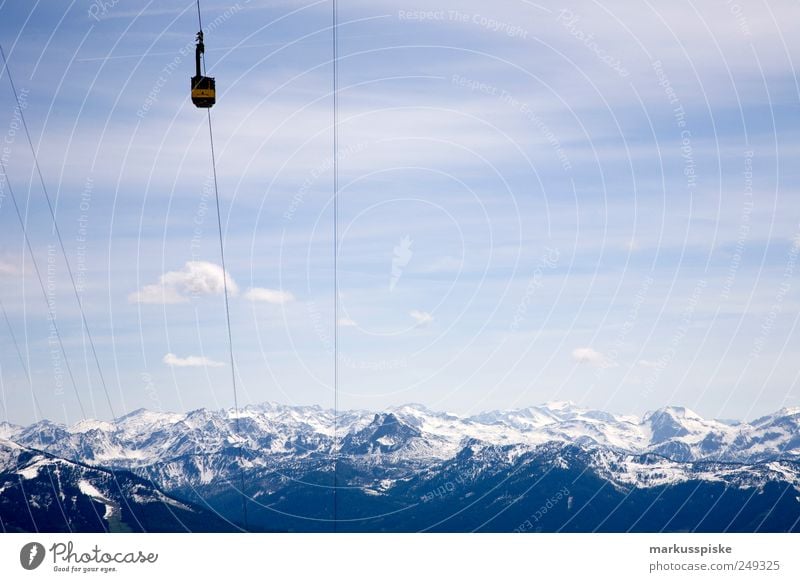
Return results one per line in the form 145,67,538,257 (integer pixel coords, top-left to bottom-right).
0,421,21,439
542,400,579,412
340,412,423,455
752,407,800,425
643,405,702,422
4,401,800,533
3,401,799,475
116,407,183,428
68,419,117,434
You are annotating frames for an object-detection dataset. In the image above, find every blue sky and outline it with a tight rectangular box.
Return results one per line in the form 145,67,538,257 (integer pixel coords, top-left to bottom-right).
0,0,798,425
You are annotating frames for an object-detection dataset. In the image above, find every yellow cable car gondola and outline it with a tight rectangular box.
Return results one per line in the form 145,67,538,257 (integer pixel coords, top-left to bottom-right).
191,31,215,108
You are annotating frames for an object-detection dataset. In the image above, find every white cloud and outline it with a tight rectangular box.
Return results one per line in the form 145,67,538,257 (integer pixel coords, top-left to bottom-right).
338,317,357,327
129,261,238,304
162,353,224,368
409,310,433,326
572,347,615,369
244,287,295,304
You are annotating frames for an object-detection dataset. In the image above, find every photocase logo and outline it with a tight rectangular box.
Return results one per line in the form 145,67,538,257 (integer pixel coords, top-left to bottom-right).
20,542,46,570
390,235,413,291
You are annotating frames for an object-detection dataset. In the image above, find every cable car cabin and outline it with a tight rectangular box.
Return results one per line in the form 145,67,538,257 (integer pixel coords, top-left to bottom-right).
191,75,215,108
191,31,215,108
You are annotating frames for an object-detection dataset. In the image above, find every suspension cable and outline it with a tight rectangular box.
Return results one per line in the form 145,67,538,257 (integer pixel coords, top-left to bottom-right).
0,159,87,419
195,0,248,531
0,43,162,533
0,299,102,531
206,110,249,530
0,43,116,420
195,0,203,36
1,300,45,420
332,0,340,532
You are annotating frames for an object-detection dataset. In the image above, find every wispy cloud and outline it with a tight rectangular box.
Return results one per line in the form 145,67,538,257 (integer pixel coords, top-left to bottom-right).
243,287,295,304
163,353,225,368
390,235,413,291
2,0,798,423
409,310,433,326
129,261,238,304
572,347,615,369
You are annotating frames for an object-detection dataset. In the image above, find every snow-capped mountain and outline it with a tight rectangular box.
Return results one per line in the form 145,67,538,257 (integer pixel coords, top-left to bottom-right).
7,401,798,468
2,401,799,532
0,437,238,532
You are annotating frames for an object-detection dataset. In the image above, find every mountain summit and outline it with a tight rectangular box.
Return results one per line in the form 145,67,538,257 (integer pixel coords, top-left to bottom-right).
2,402,799,532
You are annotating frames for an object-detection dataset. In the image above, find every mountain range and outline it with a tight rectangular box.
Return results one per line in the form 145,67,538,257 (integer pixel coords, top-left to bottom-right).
2,401,799,532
